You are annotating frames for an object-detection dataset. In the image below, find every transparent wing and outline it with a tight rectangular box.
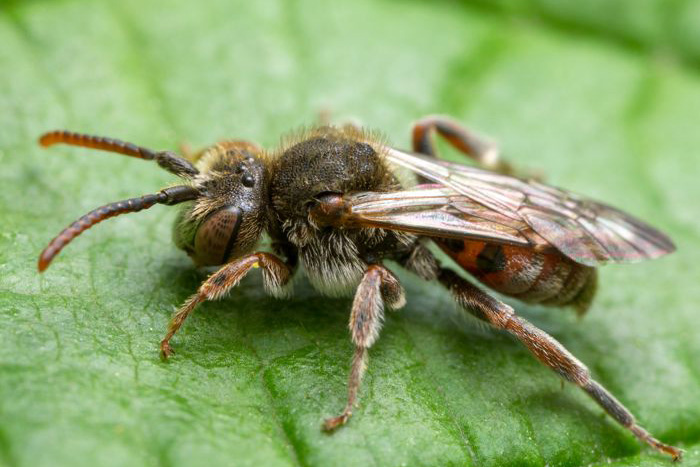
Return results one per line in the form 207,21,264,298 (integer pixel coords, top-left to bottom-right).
383,147,675,266
345,187,538,248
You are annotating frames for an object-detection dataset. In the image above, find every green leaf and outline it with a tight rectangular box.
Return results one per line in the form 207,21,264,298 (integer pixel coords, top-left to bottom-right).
1,1,699,466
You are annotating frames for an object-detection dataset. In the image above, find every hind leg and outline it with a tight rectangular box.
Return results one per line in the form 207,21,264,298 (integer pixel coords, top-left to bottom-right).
437,266,682,461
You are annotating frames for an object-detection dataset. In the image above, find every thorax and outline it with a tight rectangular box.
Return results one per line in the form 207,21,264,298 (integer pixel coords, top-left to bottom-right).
266,127,411,295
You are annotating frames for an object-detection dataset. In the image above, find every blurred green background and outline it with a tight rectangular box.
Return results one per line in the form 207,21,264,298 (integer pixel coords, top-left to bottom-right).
1,1,699,466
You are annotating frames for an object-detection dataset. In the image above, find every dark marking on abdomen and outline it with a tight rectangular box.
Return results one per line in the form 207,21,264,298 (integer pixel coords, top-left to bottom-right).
434,239,596,312
476,244,506,273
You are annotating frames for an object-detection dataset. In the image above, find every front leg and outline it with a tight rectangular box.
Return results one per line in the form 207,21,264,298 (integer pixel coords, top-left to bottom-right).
323,264,405,431
160,252,293,358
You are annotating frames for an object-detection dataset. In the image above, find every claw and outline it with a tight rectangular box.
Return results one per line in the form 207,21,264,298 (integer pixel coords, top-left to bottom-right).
160,340,174,360
630,424,683,461
323,410,352,432
662,443,683,462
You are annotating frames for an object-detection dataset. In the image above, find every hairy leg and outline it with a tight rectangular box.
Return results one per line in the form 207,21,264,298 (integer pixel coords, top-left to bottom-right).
323,264,405,431
160,252,293,358
412,115,512,175
438,267,682,461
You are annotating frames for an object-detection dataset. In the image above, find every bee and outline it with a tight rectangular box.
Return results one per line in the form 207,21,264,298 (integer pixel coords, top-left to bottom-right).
37,116,681,460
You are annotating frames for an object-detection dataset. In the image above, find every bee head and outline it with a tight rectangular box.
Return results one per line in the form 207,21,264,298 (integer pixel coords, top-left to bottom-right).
36,132,267,271
174,142,268,266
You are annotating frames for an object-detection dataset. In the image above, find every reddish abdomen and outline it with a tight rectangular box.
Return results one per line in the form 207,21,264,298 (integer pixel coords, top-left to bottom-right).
435,239,597,314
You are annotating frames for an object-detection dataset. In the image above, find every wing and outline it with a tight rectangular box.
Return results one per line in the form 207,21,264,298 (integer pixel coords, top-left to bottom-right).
344,187,539,248
379,147,675,266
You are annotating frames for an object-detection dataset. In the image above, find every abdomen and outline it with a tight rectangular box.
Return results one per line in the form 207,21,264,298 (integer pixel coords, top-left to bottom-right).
436,239,597,315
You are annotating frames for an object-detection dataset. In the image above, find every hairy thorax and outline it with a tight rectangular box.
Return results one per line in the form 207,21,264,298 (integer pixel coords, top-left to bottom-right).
268,127,414,295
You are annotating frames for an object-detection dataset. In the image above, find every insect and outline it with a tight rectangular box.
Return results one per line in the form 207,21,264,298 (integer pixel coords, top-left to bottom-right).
37,116,681,460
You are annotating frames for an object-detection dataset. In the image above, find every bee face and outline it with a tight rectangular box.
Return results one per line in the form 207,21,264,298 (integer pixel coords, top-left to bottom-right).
174,143,268,266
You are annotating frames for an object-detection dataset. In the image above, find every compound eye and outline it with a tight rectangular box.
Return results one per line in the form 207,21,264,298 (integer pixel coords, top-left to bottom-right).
193,206,241,266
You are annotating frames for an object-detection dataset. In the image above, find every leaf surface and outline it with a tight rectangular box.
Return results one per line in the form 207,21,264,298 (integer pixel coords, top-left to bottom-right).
1,1,699,466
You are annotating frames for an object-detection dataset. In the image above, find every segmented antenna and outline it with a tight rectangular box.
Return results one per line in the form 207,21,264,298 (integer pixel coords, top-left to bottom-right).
38,185,199,272
39,130,199,177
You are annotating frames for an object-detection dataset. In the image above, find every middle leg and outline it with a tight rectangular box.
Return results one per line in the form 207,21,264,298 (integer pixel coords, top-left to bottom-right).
323,264,405,431
411,115,544,182
412,115,512,175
